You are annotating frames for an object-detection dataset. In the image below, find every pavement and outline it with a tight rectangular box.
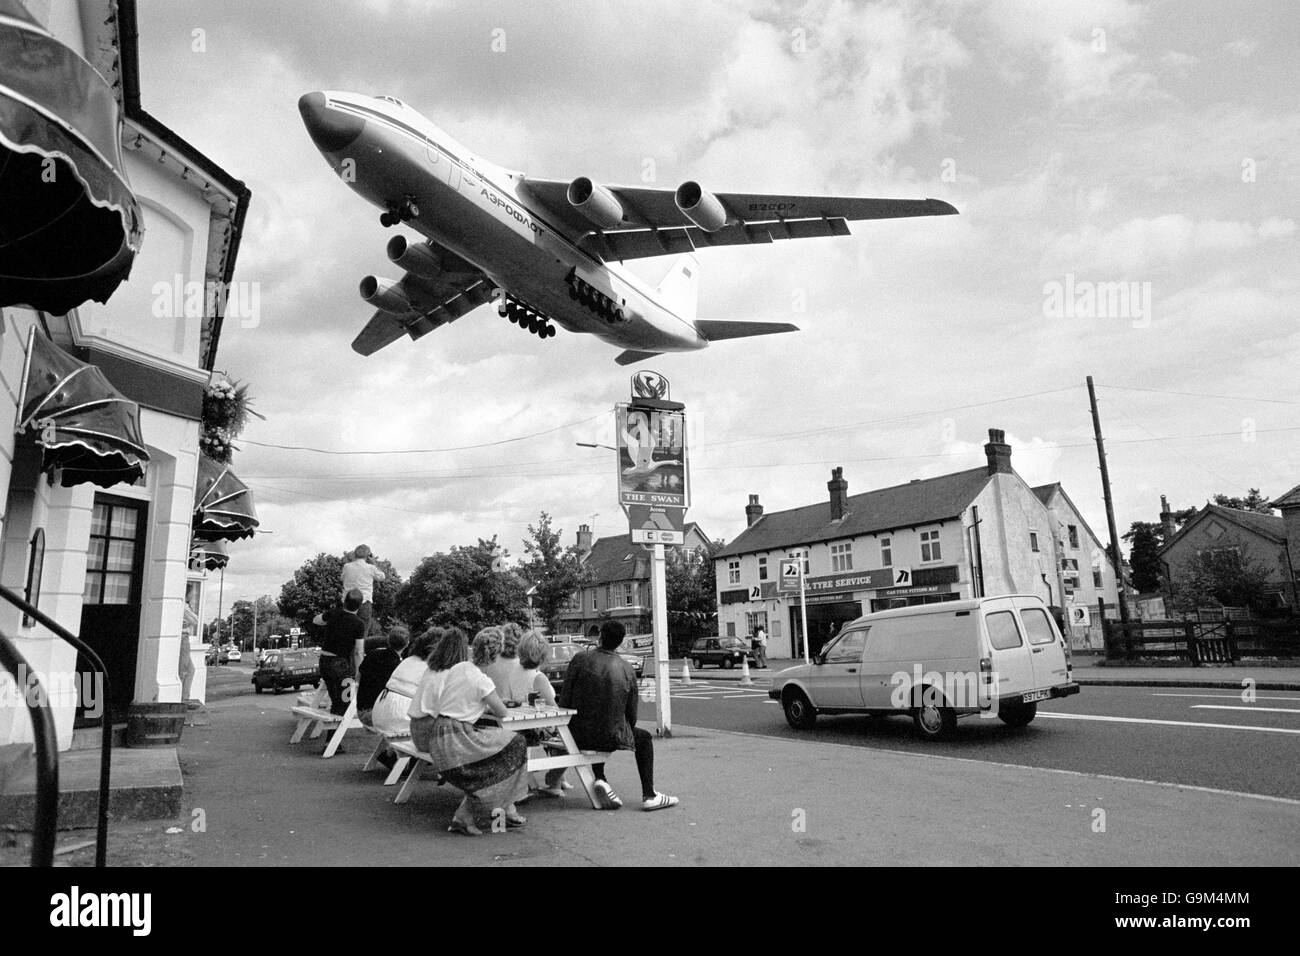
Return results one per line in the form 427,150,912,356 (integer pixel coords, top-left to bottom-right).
660,656,1300,690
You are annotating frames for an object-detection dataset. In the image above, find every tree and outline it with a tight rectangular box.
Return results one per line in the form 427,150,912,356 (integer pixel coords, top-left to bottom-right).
1170,549,1272,615
1123,506,1195,595
665,541,718,654
395,538,528,634
520,512,587,632
278,551,404,627
1212,489,1272,513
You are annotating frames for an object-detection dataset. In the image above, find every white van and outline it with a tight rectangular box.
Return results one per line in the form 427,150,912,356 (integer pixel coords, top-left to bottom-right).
769,595,1079,740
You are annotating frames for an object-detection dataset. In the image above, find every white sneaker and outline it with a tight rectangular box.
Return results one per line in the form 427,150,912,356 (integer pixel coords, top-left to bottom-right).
593,779,623,809
641,792,679,811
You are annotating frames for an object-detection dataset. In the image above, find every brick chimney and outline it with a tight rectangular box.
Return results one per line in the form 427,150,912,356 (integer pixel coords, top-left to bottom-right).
828,467,849,520
576,524,593,556
984,428,1012,475
1159,495,1176,541
745,494,764,527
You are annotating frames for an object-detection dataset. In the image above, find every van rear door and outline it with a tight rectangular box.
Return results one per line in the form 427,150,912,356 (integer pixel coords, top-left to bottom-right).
1017,603,1070,690
981,602,1033,700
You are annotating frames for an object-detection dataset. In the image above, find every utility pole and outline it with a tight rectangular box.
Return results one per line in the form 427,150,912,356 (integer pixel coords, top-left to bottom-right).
1087,375,1130,623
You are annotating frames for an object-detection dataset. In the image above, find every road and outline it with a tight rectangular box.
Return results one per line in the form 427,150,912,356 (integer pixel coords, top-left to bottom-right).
647,676,1300,800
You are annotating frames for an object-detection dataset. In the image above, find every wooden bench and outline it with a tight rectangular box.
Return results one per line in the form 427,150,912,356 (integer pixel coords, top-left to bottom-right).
361,727,413,785
388,738,612,807
289,695,363,758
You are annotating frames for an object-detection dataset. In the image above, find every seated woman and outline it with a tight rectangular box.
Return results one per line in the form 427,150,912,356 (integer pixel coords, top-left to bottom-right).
408,628,529,836
481,624,534,703
518,630,571,797
367,627,439,736
357,626,409,728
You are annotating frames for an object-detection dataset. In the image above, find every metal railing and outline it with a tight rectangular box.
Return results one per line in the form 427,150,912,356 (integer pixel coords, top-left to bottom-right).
0,584,111,867
0,632,58,866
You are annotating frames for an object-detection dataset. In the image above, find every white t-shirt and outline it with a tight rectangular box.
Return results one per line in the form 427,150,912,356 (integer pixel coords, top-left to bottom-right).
409,661,495,723
385,656,428,699
754,628,768,646
341,559,385,602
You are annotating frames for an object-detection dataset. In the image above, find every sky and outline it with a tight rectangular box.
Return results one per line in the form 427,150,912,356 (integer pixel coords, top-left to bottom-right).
132,0,1299,614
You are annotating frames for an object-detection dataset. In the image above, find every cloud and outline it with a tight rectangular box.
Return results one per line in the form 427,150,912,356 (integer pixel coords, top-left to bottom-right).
1224,38,1258,57
1044,215,1298,274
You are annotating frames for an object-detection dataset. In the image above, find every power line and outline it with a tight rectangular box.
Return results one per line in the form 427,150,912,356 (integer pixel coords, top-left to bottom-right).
1097,383,1300,406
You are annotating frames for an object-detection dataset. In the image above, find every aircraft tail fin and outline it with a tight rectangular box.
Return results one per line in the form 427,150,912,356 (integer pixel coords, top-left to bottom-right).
695,319,799,342
615,349,663,366
654,253,700,321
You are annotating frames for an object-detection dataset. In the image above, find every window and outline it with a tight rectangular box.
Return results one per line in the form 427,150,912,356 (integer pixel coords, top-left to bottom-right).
1020,608,1057,646
727,559,740,585
880,537,892,567
1092,569,1103,588
788,548,809,574
985,610,1023,650
830,542,853,572
745,611,768,634
1029,532,1039,552
725,621,735,637
83,498,144,606
1068,525,1080,549
589,589,597,611
605,585,612,606
824,627,868,663
758,556,768,581
920,529,942,563
623,582,634,606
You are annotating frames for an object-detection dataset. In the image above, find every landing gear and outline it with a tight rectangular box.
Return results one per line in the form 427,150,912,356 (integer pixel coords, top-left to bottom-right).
379,195,420,227
498,295,558,339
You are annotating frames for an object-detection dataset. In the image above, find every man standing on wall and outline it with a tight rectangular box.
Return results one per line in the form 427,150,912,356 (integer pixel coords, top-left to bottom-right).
342,544,386,637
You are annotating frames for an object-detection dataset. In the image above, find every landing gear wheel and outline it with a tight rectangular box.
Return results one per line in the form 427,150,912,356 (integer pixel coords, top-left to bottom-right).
783,690,817,730
405,202,419,219
379,211,397,227
998,701,1037,727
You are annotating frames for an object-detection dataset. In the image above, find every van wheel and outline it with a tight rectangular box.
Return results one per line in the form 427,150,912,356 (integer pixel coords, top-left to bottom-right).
254,685,263,694
783,690,817,730
998,702,1037,727
724,658,735,669
692,658,702,669
913,689,957,740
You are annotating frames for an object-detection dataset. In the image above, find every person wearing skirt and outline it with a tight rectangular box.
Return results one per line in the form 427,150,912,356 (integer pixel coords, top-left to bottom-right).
408,627,529,836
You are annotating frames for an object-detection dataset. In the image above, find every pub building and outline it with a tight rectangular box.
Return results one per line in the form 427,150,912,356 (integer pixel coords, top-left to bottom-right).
0,0,253,756
714,429,1121,659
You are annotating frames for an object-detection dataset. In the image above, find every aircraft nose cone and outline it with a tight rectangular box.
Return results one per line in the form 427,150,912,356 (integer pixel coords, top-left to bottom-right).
298,92,364,152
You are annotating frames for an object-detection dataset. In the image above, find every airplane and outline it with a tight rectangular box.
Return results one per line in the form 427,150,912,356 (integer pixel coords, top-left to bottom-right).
298,91,958,365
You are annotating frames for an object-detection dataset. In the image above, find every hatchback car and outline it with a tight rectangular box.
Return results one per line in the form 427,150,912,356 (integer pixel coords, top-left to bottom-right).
252,647,321,694
226,647,242,663
689,636,754,669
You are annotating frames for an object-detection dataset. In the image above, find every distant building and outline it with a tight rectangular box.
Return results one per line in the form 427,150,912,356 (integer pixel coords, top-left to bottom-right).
1159,497,1295,614
557,522,711,638
713,429,1119,658
1031,482,1121,643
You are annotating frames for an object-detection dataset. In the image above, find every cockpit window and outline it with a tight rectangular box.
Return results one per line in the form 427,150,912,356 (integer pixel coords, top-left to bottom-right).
376,95,404,106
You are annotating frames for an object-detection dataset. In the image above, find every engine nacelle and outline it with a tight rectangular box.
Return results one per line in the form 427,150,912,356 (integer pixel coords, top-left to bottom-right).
386,234,442,282
674,181,727,232
359,275,413,315
567,177,624,229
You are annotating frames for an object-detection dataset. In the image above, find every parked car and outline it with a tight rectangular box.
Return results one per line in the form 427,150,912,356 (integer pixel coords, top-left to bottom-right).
226,647,242,663
252,647,321,694
539,641,585,695
769,594,1079,740
688,636,754,669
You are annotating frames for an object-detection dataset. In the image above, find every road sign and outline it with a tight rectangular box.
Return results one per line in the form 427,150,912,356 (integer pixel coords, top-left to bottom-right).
616,403,688,509
892,567,913,586
1069,605,1091,627
627,504,685,544
778,559,801,594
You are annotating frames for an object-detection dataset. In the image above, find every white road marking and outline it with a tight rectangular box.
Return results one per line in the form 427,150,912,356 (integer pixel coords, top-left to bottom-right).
722,693,768,699
1152,692,1300,701
1191,705,1300,714
1038,711,1300,735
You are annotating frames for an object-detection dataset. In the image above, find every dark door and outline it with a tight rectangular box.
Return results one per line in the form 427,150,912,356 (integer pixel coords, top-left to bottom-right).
77,495,148,725
803,601,864,658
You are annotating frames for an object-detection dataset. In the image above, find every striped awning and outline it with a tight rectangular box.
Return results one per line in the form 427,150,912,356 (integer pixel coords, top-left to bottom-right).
16,329,149,487
0,0,143,314
190,538,229,571
193,454,258,541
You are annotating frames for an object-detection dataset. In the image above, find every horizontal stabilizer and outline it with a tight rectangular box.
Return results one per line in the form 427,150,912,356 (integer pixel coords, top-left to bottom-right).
615,349,663,366
352,311,409,355
695,320,799,342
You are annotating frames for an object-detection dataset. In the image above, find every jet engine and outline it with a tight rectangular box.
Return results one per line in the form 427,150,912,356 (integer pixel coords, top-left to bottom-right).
674,181,727,232
567,177,624,229
359,275,414,315
386,234,442,281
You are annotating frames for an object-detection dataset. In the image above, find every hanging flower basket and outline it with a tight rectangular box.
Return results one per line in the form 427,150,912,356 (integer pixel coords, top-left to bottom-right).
201,378,260,464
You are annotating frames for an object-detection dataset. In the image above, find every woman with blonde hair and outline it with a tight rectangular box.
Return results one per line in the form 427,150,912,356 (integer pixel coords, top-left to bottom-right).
481,623,533,703
408,627,528,835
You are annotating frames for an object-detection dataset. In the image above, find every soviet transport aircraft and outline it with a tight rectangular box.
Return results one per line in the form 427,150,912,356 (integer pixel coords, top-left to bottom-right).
299,91,958,365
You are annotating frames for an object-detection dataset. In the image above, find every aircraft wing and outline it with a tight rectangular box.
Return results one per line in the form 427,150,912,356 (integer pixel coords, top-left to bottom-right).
521,179,957,262
351,272,494,356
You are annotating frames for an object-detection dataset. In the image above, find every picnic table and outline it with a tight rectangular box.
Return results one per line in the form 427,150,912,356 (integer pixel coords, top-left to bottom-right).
390,703,610,809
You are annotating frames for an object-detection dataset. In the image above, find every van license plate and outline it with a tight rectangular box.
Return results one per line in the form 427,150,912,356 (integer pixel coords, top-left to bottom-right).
1022,690,1051,703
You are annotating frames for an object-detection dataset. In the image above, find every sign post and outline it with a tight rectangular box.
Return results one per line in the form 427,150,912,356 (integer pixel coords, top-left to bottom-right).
779,559,810,663
616,370,687,738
